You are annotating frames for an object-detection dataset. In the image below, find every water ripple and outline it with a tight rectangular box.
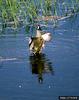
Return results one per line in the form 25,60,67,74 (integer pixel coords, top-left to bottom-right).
0,57,18,62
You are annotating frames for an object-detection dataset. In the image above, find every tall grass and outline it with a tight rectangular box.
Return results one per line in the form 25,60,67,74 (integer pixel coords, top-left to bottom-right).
0,0,79,29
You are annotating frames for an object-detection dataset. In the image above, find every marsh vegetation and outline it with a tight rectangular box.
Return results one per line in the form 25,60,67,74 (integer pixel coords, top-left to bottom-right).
0,0,79,31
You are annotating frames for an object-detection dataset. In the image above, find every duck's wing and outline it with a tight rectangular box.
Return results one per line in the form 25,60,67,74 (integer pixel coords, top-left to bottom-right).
29,37,35,51
42,33,52,42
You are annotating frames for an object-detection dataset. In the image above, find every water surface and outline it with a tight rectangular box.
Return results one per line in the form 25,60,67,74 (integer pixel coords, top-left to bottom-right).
0,14,79,100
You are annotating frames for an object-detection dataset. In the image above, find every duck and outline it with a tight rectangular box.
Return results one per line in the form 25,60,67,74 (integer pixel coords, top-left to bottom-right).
29,25,52,54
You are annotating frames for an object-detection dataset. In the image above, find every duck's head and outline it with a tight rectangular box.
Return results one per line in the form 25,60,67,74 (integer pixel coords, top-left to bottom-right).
37,25,42,31
36,25,42,37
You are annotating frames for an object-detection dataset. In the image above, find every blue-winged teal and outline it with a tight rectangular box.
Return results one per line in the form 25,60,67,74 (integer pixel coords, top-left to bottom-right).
29,25,52,54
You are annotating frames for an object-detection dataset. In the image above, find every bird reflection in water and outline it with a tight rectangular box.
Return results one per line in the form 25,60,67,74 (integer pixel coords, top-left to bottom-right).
29,53,54,83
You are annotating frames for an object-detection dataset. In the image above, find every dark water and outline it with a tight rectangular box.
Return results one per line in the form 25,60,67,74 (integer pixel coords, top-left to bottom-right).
0,14,79,100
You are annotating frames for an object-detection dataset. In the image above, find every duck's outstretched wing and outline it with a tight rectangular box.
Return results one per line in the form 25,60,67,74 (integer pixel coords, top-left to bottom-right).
42,33,52,42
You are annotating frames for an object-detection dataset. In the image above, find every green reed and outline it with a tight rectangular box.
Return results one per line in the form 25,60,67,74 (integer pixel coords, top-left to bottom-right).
0,0,79,29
